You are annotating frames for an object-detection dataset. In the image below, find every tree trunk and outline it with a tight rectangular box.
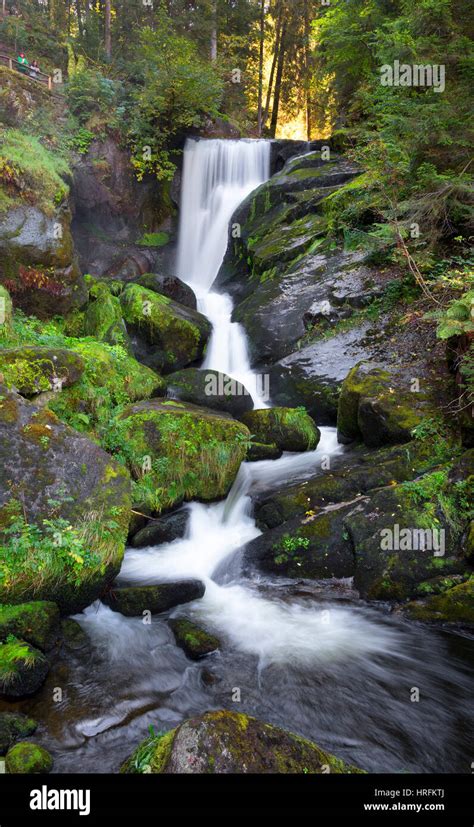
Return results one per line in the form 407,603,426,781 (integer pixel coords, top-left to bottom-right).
304,0,312,140
257,0,266,136
75,0,84,38
210,0,217,62
105,0,112,60
263,0,283,132
269,18,287,138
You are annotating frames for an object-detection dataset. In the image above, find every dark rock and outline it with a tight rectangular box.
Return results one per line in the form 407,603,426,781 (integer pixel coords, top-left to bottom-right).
103,580,206,617
169,618,220,659
130,509,189,548
167,368,254,417
247,442,283,461
122,710,363,774
134,273,197,310
0,712,37,755
401,578,474,625
60,619,91,652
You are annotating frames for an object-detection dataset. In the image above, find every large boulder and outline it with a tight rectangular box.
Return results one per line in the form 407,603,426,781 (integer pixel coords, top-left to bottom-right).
239,407,320,452
109,398,250,513
0,601,60,652
0,206,86,319
0,346,84,397
0,386,131,614
122,710,362,774
130,509,189,548
120,284,211,374
337,361,434,447
103,581,205,617
0,637,49,698
167,368,254,418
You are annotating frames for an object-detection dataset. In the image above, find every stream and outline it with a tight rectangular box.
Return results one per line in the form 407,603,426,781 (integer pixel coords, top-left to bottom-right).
9,139,472,775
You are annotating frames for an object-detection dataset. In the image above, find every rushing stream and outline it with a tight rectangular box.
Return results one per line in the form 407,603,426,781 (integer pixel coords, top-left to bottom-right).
7,139,472,775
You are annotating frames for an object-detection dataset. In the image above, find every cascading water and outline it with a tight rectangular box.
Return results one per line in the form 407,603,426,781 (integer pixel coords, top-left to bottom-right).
35,139,472,775
177,139,271,405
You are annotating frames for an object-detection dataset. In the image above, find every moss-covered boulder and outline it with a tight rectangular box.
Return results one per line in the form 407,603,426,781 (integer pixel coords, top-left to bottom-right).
167,368,254,418
0,601,60,651
0,285,13,341
122,710,363,774
402,578,474,625
120,284,211,373
5,742,53,773
0,637,49,697
244,502,356,580
47,340,165,434
134,273,197,310
0,386,131,614
247,442,282,461
239,407,319,453
0,712,37,754
103,581,205,617
83,281,131,350
337,361,433,447
169,618,220,660
109,398,250,512
0,346,84,397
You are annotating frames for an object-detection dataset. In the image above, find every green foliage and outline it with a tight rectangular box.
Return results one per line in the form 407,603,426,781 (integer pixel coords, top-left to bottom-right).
128,19,223,180
68,128,95,155
136,232,170,248
425,290,474,339
0,128,70,215
274,533,310,566
65,69,119,127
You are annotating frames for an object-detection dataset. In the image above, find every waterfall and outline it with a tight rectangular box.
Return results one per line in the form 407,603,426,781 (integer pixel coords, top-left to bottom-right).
176,138,271,406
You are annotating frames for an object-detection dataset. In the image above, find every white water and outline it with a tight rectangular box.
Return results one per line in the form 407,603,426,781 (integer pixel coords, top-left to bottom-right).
79,139,404,673
177,138,271,406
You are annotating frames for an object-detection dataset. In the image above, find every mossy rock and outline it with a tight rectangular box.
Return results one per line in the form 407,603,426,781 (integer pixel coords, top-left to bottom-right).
122,710,363,774
0,386,131,614
134,273,197,310
244,502,355,580
130,510,189,548
0,286,13,341
0,346,84,397
0,637,49,698
5,742,53,774
337,361,433,447
47,339,165,434
402,578,474,625
0,711,37,754
169,618,220,660
0,601,60,651
239,407,319,453
84,281,131,351
60,618,91,652
103,580,205,617
167,368,254,418
120,284,211,373
110,398,250,513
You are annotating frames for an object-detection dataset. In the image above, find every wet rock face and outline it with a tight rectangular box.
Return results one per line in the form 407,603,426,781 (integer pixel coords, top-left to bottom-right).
0,385,131,614
130,509,189,548
167,368,254,418
103,580,205,617
122,710,363,774
71,137,174,278
169,618,220,659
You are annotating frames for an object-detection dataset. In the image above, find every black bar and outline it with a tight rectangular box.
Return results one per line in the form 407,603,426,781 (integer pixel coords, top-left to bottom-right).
0,773,472,822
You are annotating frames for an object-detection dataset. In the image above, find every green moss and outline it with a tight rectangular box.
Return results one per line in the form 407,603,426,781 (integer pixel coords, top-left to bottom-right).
0,601,59,651
5,741,53,774
404,578,474,624
83,282,129,348
169,618,220,659
121,729,176,774
0,286,13,341
240,407,319,452
104,399,250,513
0,127,70,215
0,636,44,690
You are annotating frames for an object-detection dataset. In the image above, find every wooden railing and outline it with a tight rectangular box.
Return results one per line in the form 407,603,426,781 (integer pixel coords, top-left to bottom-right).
0,53,53,90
